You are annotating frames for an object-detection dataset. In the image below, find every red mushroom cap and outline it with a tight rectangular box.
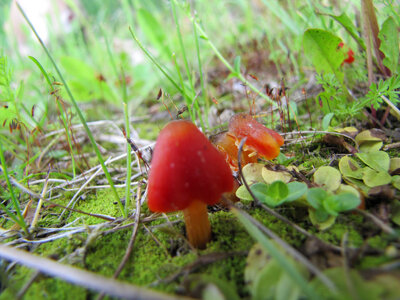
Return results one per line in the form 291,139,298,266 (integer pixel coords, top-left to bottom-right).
228,114,284,160
147,120,234,213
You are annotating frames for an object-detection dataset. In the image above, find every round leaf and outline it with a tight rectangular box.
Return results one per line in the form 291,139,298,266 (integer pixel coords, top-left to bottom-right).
356,151,390,172
308,208,336,230
243,163,265,185
261,168,292,184
355,130,383,145
267,181,289,200
285,182,308,202
306,188,327,209
339,156,363,179
334,192,361,212
251,183,269,202
236,185,253,201
313,166,341,191
362,168,392,187
359,141,383,153
390,158,400,173
392,175,400,190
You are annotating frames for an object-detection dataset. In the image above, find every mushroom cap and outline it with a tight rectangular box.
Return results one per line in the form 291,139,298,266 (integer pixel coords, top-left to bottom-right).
211,131,258,171
228,114,284,160
147,120,234,213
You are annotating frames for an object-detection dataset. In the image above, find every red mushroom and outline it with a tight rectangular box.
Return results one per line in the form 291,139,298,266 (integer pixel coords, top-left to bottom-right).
147,120,234,249
228,113,284,160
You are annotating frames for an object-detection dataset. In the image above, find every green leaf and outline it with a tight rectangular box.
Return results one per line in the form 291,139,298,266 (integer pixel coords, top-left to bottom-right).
356,151,390,172
268,181,289,200
250,182,269,201
334,192,361,212
392,175,400,190
235,185,253,201
306,188,327,210
325,13,365,49
359,141,383,153
303,29,345,82
262,168,292,184
313,166,341,192
322,112,334,130
251,182,289,207
308,208,335,230
390,158,400,173
323,196,340,216
244,243,271,292
379,17,399,74
242,163,264,185
355,130,384,152
338,156,364,179
362,168,392,187
285,182,308,202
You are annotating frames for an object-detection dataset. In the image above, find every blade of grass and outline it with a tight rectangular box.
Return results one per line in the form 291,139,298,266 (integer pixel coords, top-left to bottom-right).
172,52,193,120
260,0,302,35
128,27,190,101
28,56,77,178
170,1,202,126
17,4,126,217
193,21,209,129
121,67,132,215
0,143,27,233
173,0,275,106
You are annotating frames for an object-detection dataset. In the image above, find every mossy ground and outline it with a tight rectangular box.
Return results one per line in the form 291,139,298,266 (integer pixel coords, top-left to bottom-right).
0,184,397,299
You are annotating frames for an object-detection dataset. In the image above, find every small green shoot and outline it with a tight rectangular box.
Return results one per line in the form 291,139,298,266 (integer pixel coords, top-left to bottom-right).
250,181,307,208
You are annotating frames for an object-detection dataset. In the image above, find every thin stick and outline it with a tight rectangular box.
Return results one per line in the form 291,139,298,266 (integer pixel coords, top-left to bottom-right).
356,209,397,236
30,167,50,229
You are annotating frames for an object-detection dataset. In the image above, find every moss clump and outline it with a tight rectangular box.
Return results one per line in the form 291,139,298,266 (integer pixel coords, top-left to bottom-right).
358,255,393,269
250,207,305,247
315,215,364,247
68,188,125,225
367,235,389,249
0,267,88,300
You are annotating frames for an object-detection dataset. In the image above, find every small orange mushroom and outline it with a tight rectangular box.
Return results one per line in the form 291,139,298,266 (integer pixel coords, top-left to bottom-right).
211,131,258,171
228,113,284,161
147,120,234,249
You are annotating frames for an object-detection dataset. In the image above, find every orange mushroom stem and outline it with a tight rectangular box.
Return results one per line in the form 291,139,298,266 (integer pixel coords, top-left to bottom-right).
147,120,234,249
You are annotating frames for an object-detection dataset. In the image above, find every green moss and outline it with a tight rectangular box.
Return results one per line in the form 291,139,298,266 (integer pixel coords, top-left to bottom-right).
367,235,389,249
250,207,305,247
358,255,393,269
0,267,88,300
68,188,125,224
314,215,364,247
